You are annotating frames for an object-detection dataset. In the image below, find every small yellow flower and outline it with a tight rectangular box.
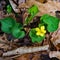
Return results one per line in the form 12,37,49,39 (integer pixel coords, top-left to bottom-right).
35,26,46,37
41,26,46,33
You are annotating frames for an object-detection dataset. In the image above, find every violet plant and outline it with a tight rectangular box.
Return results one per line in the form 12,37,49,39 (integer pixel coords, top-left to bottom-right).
0,5,59,43
0,17,25,39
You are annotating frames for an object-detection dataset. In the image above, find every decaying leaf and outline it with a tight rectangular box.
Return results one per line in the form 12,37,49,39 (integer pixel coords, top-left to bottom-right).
51,23,60,50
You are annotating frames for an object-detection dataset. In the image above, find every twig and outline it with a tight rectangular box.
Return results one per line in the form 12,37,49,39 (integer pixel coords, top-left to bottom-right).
11,55,21,58
9,0,20,13
3,45,49,56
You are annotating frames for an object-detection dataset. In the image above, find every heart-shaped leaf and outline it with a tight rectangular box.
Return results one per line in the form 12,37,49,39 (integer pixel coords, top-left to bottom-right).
12,23,25,38
29,29,45,43
0,17,16,33
40,14,59,32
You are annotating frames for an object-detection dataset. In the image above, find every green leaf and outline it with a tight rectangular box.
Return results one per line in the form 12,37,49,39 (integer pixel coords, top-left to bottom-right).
40,14,59,32
38,23,45,28
12,23,25,38
0,17,16,33
29,29,45,43
25,16,33,24
28,5,39,16
14,23,23,29
7,5,12,13
25,5,39,24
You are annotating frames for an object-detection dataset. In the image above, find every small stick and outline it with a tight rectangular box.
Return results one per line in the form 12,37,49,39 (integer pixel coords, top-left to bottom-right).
9,0,20,13
3,45,49,56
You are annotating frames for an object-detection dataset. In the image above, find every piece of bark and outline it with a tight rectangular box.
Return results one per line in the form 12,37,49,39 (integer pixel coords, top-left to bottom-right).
49,51,60,59
3,45,49,56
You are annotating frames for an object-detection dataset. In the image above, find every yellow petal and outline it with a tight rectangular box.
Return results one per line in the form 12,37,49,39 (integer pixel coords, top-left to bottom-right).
41,26,45,30
43,30,46,33
41,30,46,33
35,28,40,31
36,32,41,36
40,33,44,37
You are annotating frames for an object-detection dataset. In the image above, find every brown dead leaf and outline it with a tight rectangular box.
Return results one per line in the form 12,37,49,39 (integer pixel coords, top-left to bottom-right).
51,23,60,50
16,54,32,60
18,0,60,16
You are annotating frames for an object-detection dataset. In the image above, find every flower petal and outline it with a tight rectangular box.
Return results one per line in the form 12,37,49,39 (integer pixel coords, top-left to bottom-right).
35,28,40,31
40,33,44,37
41,26,45,30
41,30,46,33
36,32,41,36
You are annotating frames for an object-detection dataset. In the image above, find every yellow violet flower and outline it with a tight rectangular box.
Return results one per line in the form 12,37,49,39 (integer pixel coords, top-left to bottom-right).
35,26,46,37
